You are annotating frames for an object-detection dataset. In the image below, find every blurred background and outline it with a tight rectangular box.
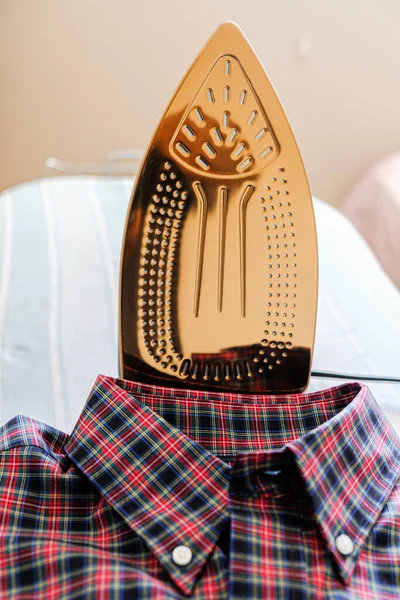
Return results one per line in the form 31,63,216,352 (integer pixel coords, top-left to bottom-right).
1,0,400,431
1,0,400,205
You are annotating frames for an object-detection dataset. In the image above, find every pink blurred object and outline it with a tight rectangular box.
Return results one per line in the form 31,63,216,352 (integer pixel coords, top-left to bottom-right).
342,153,400,290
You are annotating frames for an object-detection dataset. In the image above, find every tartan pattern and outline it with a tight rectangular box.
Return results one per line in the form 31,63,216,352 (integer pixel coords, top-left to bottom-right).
0,375,399,598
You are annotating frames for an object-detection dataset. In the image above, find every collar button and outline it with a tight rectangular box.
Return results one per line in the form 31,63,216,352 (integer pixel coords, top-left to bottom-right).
172,545,193,566
335,534,354,556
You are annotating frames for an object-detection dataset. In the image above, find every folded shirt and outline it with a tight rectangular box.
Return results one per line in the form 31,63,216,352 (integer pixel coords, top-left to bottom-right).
0,374,399,598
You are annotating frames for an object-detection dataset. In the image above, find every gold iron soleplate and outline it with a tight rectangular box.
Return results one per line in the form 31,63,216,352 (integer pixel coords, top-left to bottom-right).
119,22,318,393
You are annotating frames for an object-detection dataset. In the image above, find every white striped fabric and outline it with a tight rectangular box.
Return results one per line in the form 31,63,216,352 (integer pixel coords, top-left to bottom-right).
0,176,399,433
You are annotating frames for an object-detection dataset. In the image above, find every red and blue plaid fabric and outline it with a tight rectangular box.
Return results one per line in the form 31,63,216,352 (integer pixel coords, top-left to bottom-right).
0,374,400,599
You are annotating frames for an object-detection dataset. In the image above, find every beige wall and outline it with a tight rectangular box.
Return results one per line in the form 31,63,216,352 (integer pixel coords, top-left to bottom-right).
1,0,400,205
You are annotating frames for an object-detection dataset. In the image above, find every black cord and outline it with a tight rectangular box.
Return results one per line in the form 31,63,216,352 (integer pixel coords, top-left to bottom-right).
311,370,400,383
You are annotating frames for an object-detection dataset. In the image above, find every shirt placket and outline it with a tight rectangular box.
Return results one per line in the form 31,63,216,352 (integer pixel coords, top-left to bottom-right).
227,453,306,599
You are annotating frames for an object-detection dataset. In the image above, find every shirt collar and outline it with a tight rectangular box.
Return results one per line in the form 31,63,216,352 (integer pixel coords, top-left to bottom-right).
64,375,232,597
288,384,400,584
64,375,400,596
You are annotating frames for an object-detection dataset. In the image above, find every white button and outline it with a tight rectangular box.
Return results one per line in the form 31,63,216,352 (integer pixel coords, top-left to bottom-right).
335,534,354,556
172,545,193,566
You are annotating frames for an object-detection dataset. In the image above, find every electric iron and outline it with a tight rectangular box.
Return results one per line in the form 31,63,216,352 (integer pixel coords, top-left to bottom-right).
119,22,318,393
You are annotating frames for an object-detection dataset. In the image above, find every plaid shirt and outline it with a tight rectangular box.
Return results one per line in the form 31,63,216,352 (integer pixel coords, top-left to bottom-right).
0,375,400,599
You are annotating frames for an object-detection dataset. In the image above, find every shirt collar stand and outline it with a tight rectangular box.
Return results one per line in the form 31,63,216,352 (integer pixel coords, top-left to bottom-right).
65,375,400,595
